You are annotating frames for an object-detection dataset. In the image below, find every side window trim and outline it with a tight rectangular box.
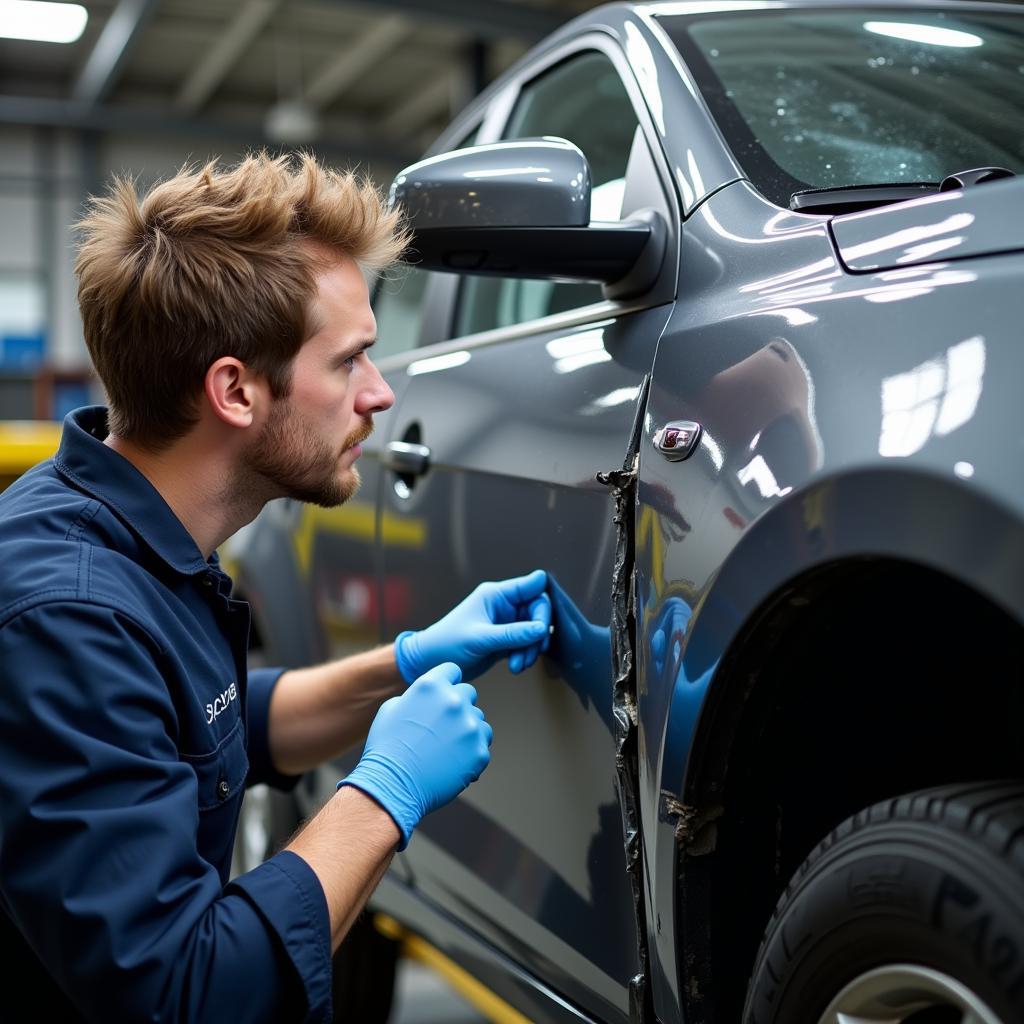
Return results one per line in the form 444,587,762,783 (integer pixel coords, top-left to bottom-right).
372,294,655,377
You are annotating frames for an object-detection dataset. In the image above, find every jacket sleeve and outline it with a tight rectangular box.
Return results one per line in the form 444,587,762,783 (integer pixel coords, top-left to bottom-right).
246,666,302,791
0,601,333,1023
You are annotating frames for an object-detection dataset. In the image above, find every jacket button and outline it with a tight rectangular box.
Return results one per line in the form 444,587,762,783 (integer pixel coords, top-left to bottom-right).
217,780,230,800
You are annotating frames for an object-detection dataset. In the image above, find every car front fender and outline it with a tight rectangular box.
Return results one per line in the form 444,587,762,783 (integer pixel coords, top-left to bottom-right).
636,464,1024,1024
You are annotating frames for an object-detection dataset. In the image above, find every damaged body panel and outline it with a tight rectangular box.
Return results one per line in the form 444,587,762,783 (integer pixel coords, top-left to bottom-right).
598,374,654,1024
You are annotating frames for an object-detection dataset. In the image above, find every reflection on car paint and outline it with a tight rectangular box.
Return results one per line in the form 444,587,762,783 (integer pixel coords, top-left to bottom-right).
407,350,472,376
878,335,986,458
624,23,666,135
545,325,614,374
291,501,427,576
841,210,976,266
578,385,644,417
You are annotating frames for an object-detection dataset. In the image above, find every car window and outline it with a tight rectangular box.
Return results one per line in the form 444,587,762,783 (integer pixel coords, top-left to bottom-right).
373,126,481,357
660,8,1024,208
455,52,640,337
372,266,433,360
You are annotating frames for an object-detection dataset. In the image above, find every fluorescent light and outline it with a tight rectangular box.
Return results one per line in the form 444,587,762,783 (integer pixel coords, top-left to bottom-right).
863,21,983,48
0,1,88,43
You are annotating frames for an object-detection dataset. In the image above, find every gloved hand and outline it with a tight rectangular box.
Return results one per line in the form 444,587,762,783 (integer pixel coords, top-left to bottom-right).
338,662,491,849
508,583,552,674
395,569,552,684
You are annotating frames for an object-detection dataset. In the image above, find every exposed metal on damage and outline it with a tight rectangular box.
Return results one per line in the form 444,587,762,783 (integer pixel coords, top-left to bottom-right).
597,373,653,1024
660,794,724,854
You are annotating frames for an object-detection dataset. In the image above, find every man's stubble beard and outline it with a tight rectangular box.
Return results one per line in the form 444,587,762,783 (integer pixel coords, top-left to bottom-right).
237,398,371,510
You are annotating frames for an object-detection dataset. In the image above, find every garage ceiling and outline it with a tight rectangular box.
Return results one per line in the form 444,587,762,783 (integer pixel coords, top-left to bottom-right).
0,0,602,167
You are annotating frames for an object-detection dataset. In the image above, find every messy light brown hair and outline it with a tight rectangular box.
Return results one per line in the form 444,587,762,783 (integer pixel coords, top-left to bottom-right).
75,152,409,449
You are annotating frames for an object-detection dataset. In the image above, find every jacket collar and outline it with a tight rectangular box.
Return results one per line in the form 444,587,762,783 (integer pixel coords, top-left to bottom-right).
53,406,214,576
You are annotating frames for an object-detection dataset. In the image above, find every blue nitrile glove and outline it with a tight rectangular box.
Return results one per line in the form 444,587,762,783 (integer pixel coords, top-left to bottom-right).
338,662,492,849
395,569,552,684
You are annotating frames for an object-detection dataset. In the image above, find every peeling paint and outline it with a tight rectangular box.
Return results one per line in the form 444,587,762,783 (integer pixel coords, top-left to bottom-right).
660,793,724,854
660,793,690,822
623,689,639,728
597,374,653,1024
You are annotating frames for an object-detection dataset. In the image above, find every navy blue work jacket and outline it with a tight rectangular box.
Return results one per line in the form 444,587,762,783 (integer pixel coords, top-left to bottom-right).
0,407,332,1022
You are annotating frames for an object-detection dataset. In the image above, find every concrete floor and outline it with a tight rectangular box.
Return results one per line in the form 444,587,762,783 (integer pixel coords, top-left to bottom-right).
391,960,490,1024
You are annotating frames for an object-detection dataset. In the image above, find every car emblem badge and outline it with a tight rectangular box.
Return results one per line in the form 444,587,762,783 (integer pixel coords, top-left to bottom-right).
653,420,702,462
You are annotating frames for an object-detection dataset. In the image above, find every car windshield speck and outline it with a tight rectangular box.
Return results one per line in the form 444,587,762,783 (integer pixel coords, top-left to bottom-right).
659,6,1024,208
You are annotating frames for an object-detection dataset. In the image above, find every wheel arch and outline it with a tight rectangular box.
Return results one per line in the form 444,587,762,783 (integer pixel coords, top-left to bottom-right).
647,466,1024,1022
662,465,1024,818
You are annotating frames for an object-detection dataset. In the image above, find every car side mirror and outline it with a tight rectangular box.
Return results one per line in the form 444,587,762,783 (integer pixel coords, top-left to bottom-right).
387,137,665,300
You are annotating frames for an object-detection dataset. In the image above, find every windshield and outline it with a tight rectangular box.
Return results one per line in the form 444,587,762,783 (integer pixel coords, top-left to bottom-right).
659,6,1024,207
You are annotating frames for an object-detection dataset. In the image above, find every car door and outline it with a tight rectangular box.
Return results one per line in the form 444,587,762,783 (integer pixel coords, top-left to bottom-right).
375,38,679,1024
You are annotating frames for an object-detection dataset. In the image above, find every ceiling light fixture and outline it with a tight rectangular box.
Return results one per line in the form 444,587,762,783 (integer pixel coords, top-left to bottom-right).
264,100,319,145
0,1,88,44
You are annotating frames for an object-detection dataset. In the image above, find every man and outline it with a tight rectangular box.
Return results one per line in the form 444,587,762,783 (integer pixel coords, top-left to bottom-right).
0,153,551,1022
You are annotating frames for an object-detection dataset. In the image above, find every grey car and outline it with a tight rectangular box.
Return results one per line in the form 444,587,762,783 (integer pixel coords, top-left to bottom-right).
226,2,1024,1022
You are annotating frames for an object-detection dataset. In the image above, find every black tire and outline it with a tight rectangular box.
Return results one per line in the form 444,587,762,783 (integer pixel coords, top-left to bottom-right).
743,782,1024,1024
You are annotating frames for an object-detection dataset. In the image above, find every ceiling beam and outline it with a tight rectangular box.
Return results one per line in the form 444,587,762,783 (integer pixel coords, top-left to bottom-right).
0,95,415,165
304,14,412,111
327,0,566,43
381,70,456,139
176,0,279,115
72,0,161,105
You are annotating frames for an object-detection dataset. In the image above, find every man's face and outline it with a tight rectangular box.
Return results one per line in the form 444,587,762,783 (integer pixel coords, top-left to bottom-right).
242,253,394,507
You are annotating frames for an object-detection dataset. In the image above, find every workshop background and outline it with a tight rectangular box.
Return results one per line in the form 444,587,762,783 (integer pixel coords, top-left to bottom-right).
0,1,603,1021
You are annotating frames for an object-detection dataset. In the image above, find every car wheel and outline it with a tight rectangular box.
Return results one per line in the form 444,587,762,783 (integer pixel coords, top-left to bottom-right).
743,782,1024,1023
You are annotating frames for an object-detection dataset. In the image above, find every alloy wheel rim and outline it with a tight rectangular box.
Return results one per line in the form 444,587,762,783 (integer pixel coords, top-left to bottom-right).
817,964,1004,1024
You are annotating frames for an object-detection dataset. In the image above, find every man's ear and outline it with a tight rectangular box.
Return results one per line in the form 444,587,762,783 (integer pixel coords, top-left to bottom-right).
204,357,266,429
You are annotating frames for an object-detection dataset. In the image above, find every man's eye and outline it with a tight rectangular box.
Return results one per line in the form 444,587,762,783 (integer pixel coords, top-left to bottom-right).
342,355,356,370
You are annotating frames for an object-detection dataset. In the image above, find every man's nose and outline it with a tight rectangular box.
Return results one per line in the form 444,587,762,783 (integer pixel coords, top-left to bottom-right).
357,359,394,415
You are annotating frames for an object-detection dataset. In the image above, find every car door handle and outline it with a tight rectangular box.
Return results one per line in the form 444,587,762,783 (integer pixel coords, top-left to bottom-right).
384,441,432,477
